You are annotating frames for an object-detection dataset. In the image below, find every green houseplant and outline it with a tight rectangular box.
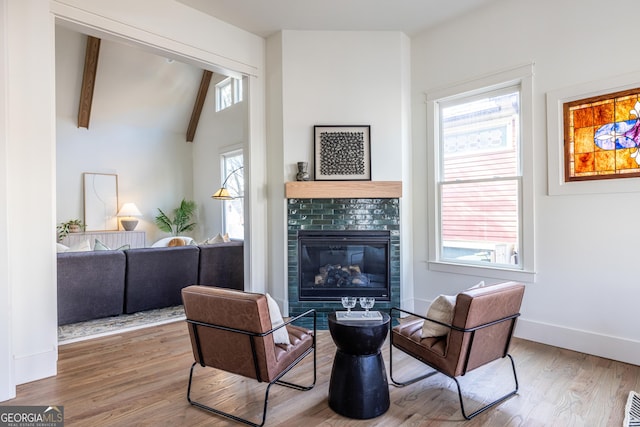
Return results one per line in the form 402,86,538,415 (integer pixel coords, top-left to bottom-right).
154,199,197,236
57,219,85,241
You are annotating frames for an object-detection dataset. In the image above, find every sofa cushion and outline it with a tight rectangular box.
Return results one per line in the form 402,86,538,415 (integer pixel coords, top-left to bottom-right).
421,294,456,338
94,238,130,251
420,281,485,339
61,239,91,252
124,246,199,313
151,236,194,247
200,233,231,245
167,237,186,247
57,250,126,325
266,293,291,345
197,241,244,290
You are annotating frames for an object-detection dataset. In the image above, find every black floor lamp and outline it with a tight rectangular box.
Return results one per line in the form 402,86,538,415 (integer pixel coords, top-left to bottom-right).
211,166,243,200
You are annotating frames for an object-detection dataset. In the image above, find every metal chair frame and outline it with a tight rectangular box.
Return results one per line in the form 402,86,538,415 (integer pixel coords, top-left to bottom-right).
187,309,317,427
389,307,520,420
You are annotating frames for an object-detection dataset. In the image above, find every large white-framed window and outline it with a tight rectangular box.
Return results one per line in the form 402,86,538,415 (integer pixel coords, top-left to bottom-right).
426,64,535,282
221,150,244,239
215,77,243,112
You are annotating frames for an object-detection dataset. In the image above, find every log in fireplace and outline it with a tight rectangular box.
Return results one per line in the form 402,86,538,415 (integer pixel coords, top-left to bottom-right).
297,230,390,301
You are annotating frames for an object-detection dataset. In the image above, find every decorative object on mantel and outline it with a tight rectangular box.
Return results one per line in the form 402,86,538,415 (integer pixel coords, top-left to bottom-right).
117,202,143,231
296,162,311,181
56,219,86,242
314,125,371,181
154,199,197,236
212,166,244,200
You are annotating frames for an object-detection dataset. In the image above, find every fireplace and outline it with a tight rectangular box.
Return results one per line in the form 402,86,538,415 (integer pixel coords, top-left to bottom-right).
298,230,390,301
287,197,400,328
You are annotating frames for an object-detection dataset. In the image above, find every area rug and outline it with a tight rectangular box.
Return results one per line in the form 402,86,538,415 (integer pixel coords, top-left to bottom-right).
58,305,185,345
624,391,640,427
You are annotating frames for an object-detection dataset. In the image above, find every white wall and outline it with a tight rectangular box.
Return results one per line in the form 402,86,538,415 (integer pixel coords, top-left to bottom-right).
0,0,13,402
411,0,640,364
280,31,407,178
267,30,412,309
2,0,57,396
56,26,199,244
265,32,286,306
1,0,265,400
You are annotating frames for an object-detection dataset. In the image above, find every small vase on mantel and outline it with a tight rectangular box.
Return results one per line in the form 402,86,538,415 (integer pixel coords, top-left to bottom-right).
296,162,310,181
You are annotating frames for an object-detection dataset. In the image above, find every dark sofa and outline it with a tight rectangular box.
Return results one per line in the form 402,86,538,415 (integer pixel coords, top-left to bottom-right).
56,241,244,325
57,250,126,325
124,246,199,314
197,241,244,289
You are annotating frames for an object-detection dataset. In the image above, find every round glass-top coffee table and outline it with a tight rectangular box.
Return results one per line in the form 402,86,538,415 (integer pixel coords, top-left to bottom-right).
327,311,390,419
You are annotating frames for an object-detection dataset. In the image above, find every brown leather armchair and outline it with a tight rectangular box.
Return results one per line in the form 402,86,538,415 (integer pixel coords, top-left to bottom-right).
389,281,525,420
181,285,316,427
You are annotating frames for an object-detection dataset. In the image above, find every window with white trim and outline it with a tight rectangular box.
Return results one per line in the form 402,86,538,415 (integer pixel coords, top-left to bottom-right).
221,150,244,239
427,65,535,279
215,77,243,112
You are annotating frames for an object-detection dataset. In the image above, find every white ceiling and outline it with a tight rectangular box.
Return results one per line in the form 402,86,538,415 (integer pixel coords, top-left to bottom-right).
178,0,500,37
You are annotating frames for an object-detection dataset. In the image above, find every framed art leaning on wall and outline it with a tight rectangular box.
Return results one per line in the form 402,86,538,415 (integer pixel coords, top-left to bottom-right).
83,172,119,231
314,125,371,181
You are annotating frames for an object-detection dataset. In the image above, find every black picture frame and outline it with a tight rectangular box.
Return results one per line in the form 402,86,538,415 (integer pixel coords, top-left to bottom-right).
313,125,371,181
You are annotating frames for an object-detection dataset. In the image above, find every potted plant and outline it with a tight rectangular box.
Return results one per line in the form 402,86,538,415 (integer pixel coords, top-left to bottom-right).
57,219,85,241
154,199,197,236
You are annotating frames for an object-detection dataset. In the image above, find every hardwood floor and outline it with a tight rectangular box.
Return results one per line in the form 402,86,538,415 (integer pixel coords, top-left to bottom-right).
5,320,639,426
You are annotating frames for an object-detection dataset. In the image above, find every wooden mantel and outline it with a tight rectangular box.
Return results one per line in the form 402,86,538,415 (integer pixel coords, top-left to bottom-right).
285,181,402,199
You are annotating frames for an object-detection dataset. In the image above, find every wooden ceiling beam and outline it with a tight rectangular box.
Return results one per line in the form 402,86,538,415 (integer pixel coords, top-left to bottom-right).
186,70,213,142
77,36,101,129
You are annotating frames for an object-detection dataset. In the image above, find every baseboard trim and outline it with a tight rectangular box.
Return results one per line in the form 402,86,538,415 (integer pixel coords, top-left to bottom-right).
515,318,640,366
412,297,640,365
14,347,57,385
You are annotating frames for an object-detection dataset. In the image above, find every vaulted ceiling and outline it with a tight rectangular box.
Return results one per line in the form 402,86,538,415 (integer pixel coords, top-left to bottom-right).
77,35,212,142
57,25,223,142
61,0,503,139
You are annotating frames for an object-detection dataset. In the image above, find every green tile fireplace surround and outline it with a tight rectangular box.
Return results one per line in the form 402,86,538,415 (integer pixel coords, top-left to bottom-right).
286,182,402,329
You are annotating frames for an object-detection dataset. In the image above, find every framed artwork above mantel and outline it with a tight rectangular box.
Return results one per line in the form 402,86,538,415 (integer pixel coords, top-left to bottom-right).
314,125,371,181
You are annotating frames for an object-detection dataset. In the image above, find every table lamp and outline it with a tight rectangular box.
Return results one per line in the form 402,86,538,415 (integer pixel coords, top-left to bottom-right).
117,202,142,231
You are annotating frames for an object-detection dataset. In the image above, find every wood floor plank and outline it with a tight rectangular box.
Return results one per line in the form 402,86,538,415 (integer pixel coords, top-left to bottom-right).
4,320,639,426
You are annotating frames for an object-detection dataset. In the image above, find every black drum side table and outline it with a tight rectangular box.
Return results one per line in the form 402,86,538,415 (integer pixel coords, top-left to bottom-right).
327,312,390,419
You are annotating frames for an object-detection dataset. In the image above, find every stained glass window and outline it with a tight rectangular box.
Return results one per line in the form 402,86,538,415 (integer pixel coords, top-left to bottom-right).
564,88,640,181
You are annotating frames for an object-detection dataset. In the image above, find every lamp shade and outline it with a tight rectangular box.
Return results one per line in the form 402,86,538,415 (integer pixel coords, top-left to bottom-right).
117,203,142,217
117,203,142,231
211,187,233,200
211,166,243,200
